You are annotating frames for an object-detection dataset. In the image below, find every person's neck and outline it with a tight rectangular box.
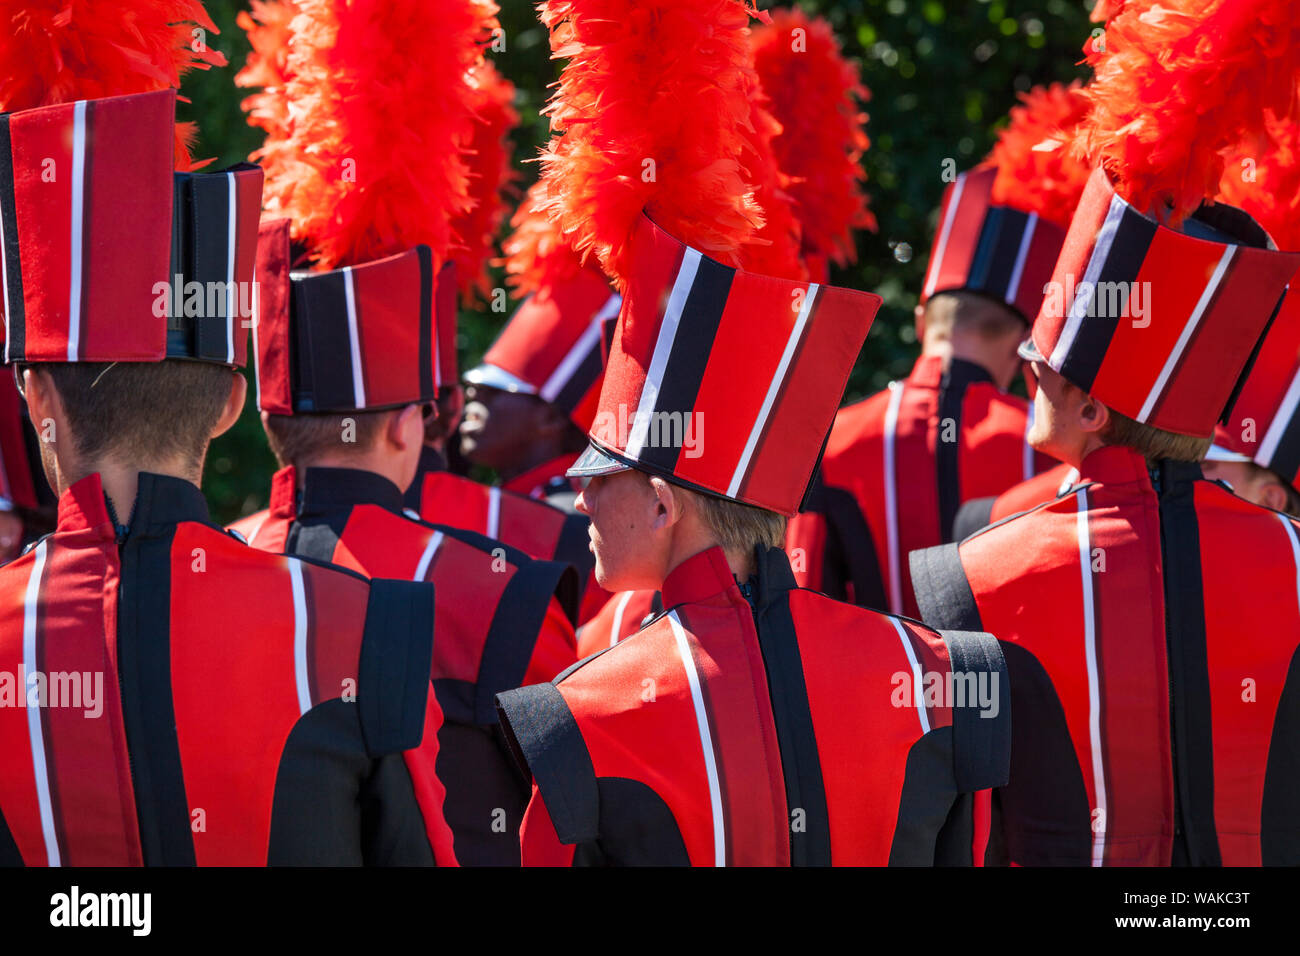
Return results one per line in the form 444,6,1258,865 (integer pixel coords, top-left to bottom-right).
923,335,1010,388
665,527,754,587
303,449,410,494
65,454,199,527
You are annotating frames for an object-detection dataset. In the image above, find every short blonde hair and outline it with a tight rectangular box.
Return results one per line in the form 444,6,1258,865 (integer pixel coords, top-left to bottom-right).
683,485,787,556
1100,408,1212,464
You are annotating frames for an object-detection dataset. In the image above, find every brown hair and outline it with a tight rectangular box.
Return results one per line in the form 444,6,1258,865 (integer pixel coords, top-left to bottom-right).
40,360,234,471
1099,407,1213,464
924,290,1026,342
262,410,392,470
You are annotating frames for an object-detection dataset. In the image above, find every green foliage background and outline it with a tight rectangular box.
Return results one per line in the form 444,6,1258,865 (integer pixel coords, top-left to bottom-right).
191,0,1094,523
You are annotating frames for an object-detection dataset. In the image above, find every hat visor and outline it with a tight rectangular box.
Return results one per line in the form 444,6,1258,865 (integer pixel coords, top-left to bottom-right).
1017,336,1046,363
463,364,538,395
567,442,633,478
1204,443,1253,464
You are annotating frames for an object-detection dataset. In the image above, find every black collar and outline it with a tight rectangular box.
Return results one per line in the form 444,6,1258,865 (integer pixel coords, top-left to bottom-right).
744,546,799,609
941,357,995,392
297,466,405,518
122,473,214,537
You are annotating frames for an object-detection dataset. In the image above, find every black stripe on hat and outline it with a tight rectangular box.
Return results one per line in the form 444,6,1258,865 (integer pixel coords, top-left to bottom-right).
1058,204,1158,392
0,114,26,360
637,253,734,474
1157,460,1222,866
291,271,357,412
1267,385,1300,485
417,248,435,398
186,171,234,362
551,336,604,417
967,206,1028,304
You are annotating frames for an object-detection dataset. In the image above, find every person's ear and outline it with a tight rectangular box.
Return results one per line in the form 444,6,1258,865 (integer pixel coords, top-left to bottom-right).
387,403,423,451
1259,479,1290,513
22,367,60,434
648,475,683,532
210,371,248,439
914,303,927,344
1077,393,1110,435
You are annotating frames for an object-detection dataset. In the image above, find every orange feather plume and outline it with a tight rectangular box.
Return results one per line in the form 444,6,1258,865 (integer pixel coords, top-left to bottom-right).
535,0,775,286
235,0,298,187
735,80,806,280
243,0,499,271
448,60,521,304
751,8,874,272
0,0,227,170
1073,0,1300,221
1217,110,1300,252
502,180,589,298
982,81,1093,231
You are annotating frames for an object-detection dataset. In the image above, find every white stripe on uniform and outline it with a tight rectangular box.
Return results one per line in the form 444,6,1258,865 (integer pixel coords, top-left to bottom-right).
1076,489,1107,867
883,381,905,614
24,540,59,866
890,617,930,735
668,610,724,866
289,558,311,716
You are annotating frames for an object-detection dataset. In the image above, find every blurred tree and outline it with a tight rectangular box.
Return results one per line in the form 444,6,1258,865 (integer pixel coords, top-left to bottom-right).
191,0,1095,522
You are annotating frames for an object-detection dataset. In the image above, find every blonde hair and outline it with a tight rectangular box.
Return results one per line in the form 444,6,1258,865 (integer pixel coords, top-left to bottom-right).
1100,408,1212,464
683,485,787,556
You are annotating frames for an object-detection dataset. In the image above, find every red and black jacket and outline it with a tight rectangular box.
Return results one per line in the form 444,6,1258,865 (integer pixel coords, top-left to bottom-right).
786,355,1051,617
910,445,1300,865
497,545,1010,866
0,472,454,866
575,588,662,659
247,465,579,866
407,447,611,624
952,461,1077,541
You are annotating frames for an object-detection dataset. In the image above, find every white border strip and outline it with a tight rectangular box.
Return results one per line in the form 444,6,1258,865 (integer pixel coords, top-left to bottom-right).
1279,513,1300,617
609,590,634,647
1005,212,1038,306
922,173,966,300
727,284,819,497
1076,489,1106,867
890,617,930,735
343,266,366,408
486,487,501,540
1137,246,1236,423
24,540,59,866
668,610,724,867
67,100,87,362
413,531,444,582
225,172,237,364
540,316,605,404
1022,402,1037,481
1049,195,1126,370
883,381,905,614
289,558,311,716
1257,364,1300,467
626,251,699,459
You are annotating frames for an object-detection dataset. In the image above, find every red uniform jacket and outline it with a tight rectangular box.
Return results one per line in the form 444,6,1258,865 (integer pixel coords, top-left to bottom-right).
575,589,662,659
407,448,611,624
786,355,1050,617
248,465,579,866
0,472,455,866
910,446,1300,865
497,545,1010,866
952,461,1077,541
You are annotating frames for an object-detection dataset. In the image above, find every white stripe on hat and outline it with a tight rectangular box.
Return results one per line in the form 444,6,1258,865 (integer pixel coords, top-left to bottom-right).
1076,489,1106,867
1137,246,1236,423
67,100,87,362
1256,363,1300,468
890,617,930,735
626,250,699,459
289,558,311,716
882,380,905,615
413,530,444,582
727,284,819,498
1005,212,1038,308
342,266,366,408
668,610,724,867
1049,195,1126,371
24,540,59,865
538,299,613,404
922,172,966,300
251,263,262,408
225,171,237,364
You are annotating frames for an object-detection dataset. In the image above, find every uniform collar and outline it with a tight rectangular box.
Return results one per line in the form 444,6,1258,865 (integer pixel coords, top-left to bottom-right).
907,354,995,390
660,544,797,609
1075,444,1207,491
57,471,211,540
272,465,406,519
503,453,579,499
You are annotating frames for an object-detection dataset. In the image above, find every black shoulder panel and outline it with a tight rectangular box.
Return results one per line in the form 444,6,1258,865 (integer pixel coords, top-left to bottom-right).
939,629,1011,792
909,543,982,631
358,578,436,756
1262,642,1300,864
952,496,997,543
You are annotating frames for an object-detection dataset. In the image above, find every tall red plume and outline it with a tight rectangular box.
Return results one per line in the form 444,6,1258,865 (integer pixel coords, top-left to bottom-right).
735,89,805,280
449,60,521,304
235,0,298,188
535,0,774,286
502,180,589,298
1073,0,1300,221
0,0,227,170
751,8,874,272
243,0,499,271
1218,111,1300,251
982,81,1093,231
